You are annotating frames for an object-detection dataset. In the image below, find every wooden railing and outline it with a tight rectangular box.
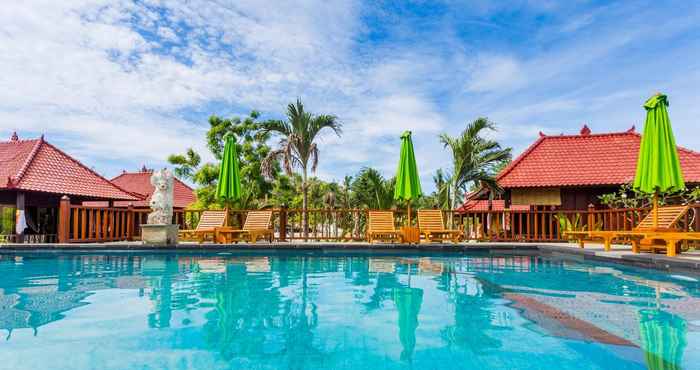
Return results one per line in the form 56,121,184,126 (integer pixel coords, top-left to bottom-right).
57,196,185,243
56,195,700,244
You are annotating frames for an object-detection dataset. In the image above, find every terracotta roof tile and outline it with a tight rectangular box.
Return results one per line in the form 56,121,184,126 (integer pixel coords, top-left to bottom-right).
456,200,530,213
111,171,196,208
0,136,138,200
497,129,700,188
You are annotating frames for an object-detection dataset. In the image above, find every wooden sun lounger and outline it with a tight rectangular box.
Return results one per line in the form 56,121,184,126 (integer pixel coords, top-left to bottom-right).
565,205,692,256
367,211,401,243
418,210,463,243
178,210,228,243
215,211,273,244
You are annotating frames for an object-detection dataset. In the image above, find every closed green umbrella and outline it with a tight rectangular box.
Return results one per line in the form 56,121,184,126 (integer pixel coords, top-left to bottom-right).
633,94,685,228
217,134,242,202
639,309,687,370
394,131,422,225
393,286,423,362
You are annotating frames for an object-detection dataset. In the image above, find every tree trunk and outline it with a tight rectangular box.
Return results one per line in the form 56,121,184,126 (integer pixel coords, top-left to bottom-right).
302,167,309,240
448,182,458,226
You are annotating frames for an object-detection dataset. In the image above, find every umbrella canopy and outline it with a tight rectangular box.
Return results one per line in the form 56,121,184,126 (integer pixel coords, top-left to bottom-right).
633,94,685,194
394,131,423,202
216,134,242,201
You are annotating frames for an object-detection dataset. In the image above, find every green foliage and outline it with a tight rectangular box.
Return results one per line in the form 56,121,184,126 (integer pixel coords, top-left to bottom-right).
438,118,512,211
351,168,396,210
598,183,700,209
0,207,15,234
169,111,277,209
260,99,341,236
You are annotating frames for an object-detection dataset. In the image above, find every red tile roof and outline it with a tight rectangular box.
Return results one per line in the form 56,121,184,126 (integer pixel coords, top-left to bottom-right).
110,170,196,209
455,200,530,213
0,134,138,200
497,126,700,188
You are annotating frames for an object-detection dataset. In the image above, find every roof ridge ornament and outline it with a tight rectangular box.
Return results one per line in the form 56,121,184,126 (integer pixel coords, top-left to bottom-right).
626,125,636,133
538,131,546,137
10,132,18,141
580,124,591,135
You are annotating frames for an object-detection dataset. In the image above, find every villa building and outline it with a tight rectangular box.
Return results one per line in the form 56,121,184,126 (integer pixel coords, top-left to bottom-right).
101,167,196,210
462,125,700,211
0,133,139,240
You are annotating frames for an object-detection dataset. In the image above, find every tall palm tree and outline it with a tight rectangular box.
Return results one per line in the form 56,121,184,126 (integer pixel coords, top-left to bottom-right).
261,99,342,238
439,118,512,213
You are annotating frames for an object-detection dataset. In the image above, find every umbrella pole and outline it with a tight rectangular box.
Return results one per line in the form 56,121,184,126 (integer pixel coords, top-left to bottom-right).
407,200,412,227
653,192,659,230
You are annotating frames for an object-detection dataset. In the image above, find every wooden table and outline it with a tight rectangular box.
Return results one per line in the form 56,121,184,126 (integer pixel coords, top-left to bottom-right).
400,226,421,244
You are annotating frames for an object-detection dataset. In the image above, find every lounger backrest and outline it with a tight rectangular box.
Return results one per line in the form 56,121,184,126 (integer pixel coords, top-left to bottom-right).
418,210,446,232
635,205,688,231
368,211,396,232
195,210,228,231
242,211,273,231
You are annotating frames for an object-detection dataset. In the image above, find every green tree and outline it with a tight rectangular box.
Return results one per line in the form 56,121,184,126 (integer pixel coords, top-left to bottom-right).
260,99,342,238
439,118,512,213
167,148,201,181
351,167,395,209
169,111,277,209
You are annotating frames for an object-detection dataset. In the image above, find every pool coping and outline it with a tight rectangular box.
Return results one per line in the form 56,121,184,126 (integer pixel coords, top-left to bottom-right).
1,242,699,275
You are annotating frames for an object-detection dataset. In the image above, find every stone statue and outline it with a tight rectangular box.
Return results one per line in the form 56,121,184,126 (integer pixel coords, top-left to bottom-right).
147,168,174,225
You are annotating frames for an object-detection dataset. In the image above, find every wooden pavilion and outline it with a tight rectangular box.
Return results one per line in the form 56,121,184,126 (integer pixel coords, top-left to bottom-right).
0,133,139,242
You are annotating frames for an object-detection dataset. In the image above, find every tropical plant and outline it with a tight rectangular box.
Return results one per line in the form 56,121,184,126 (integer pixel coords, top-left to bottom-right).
351,167,395,210
431,169,452,210
168,111,277,209
167,148,201,181
439,118,512,215
260,99,342,238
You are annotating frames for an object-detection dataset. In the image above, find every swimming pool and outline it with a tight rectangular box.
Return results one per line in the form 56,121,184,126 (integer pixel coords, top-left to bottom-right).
0,251,698,370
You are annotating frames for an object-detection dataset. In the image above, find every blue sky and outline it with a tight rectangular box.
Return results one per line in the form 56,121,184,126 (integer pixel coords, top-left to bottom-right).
1,0,698,191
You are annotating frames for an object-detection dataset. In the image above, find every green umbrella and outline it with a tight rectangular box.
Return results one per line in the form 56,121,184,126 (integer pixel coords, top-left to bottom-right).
639,309,687,370
393,286,423,362
394,131,422,225
633,94,685,228
217,134,242,202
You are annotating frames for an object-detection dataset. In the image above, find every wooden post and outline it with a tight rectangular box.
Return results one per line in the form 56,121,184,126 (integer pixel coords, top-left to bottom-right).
587,203,595,231
126,203,134,241
57,195,71,243
279,205,288,242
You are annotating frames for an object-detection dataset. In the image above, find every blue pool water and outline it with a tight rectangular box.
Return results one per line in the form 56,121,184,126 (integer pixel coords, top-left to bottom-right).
0,252,698,370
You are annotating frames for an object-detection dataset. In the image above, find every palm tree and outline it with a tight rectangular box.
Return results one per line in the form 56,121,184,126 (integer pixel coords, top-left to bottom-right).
261,99,342,239
439,118,512,214
432,169,452,209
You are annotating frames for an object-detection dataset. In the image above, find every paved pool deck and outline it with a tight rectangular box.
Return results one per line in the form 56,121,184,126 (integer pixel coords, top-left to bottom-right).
1,241,699,274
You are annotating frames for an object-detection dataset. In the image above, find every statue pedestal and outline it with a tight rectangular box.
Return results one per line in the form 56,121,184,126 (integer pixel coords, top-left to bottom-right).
141,224,178,246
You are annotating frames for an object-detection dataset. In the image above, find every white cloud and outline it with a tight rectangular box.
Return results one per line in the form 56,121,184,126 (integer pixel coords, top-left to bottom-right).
466,55,524,93
1,0,698,193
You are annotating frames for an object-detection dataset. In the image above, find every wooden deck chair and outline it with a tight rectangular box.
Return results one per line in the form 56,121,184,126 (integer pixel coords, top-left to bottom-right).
418,210,463,243
367,211,400,243
215,211,274,244
565,205,690,255
178,210,228,243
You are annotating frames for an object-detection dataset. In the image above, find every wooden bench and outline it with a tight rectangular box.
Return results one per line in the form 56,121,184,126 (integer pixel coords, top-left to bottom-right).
178,210,227,243
418,210,463,243
367,211,400,243
215,211,273,244
565,205,692,256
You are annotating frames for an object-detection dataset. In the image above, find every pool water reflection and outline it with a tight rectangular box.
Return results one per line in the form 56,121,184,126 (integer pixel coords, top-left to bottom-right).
0,252,698,370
